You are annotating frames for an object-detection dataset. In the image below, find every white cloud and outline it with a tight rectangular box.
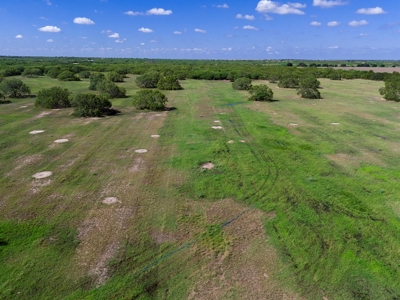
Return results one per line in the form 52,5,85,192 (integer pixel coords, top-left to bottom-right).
15,35,23,39
138,27,154,33
47,39,53,42
195,28,206,33
73,17,95,25
147,8,173,15
329,46,339,49
236,14,255,20
150,40,157,42
216,3,229,8
45,0,52,6
124,11,143,16
115,39,124,43
108,33,120,38
313,0,347,8
140,43,145,45
310,21,321,26
173,31,182,34
101,30,112,34
356,7,386,15
349,20,369,27
256,1,306,15
243,25,259,30
38,26,61,32
327,21,340,26
359,33,369,36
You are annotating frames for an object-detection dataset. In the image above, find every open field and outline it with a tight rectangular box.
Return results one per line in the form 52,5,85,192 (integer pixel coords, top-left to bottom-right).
332,67,400,73
1,76,400,299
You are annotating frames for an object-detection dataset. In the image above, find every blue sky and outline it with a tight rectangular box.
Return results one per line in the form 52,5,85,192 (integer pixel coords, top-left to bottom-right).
0,0,398,59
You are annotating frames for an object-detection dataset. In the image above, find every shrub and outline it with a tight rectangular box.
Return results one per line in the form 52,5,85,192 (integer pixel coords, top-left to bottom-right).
57,71,80,81
106,72,124,82
248,84,274,102
232,77,252,90
78,70,91,79
0,78,30,98
278,75,299,88
46,68,62,78
380,75,400,102
135,71,160,88
157,76,183,90
89,73,105,90
35,87,71,109
132,90,168,110
96,80,126,98
330,72,342,80
71,93,116,117
297,88,322,99
22,67,43,78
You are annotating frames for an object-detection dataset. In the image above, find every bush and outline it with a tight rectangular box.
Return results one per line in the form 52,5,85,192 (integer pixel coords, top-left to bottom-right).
96,80,126,98
157,76,183,90
57,71,80,81
232,77,252,90
135,71,160,88
22,67,43,78
248,84,274,102
89,73,105,90
330,72,342,80
78,70,91,79
278,75,299,88
46,68,62,78
297,88,322,99
71,93,116,117
35,87,71,109
380,75,400,102
0,78,30,98
132,90,168,110
106,72,124,82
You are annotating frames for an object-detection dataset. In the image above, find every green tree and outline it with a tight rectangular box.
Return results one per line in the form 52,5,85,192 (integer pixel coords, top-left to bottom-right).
96,80,126,98
35,86,71,109
232,77,252,90
135,71,160,88
157,76,183,90
57,71,80,81
106,71,124,82
22,67,43,78
330,72,342,80
132,90,168,110
78,70,91,79
278,74,299,88
0,78,30,98
379,75,400,102
46,67,62,78
89,73,105,90
71,93,115,117
248,84,274,102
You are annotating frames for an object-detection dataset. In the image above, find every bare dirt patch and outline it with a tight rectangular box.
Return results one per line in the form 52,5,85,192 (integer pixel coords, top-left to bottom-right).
54,139,69,143
135,149,148,154
29,130,45,135
200,162,214,169
239,140,246,143
214,120,221,123
30,179,52,194
13,154,43,172
102,197,120,205
289,123,298,126
36,111,51,118
32,171,53,179
331,123,340,125
212,126,223,130
151,134,160,138
228,140,234,144
129,157,145,173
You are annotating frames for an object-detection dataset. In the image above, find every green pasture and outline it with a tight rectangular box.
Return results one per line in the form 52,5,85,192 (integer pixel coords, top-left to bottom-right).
1,75,400,299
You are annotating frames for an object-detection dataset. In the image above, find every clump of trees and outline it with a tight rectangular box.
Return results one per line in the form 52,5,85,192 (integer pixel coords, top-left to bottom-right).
71,93,117,117
379,75,400,102
135,71,160,88
132,90,168,110
157,75,183,90
278,74,299,88
35,87,71,109
79,70,91,79
22,67,43,78
106,72,124,82
297,75,322,99
88,73,126,98
248,84,274,102
0,78,30,98
57,71,80,81
232,77,252,90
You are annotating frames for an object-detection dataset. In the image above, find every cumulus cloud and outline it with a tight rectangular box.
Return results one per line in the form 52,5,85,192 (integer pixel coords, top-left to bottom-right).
73,17,95,25
38,26,61,32
138,27,154,33
173,31,182,34
310,21,321,26
349,20,369,27
47,39,53,42
216,3,229,8
147,8,173,15
15,35,23,39
243,25,259,30
356,7,386,15
327,21,340,26
359,33,369,36
313,0,347,8
329,46,339,49
236,14,255,20
115,39,124,43
256,0,306,15
108,32,120,38
195,28,206,33
124,11,144,16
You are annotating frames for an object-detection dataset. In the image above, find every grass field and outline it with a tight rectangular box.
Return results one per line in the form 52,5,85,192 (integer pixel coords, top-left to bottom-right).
1,75,400,299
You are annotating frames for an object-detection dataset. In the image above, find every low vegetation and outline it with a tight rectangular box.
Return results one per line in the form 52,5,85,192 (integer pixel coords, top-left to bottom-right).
248,84,274,101
71,93,116,117
232,77,252,90
35,86,71,109
132,89,168,110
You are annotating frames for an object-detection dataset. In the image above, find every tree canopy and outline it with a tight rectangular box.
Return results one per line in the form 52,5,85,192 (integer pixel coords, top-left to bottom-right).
57,71,80,81
380,75,400,102
71,93,116,117
0,78,30,98
35,86,71,109
157,75,183,90
232,77,252,90
135,71,160,88
132,90,168,110
278,74,299,88
248,84,274,102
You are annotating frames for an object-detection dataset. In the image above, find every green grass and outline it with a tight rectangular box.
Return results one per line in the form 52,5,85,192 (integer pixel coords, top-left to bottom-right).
1,76,400,299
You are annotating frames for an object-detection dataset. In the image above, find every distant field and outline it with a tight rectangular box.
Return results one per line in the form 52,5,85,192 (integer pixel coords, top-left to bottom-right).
333,66,400,73
1,76,400,299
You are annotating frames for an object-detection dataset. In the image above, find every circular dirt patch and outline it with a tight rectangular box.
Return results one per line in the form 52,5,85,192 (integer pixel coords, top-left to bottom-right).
135,149,148,153
214,120,221,123
102,197,119,205
212,126,223,130
151,135,160,138
289,123,298,126
331,123,340,125
54,139,69,143
228,140,234,144
200,162,214,169
239,140,246,143
32,171,53,179
20,106,28,108
29,130,45,135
